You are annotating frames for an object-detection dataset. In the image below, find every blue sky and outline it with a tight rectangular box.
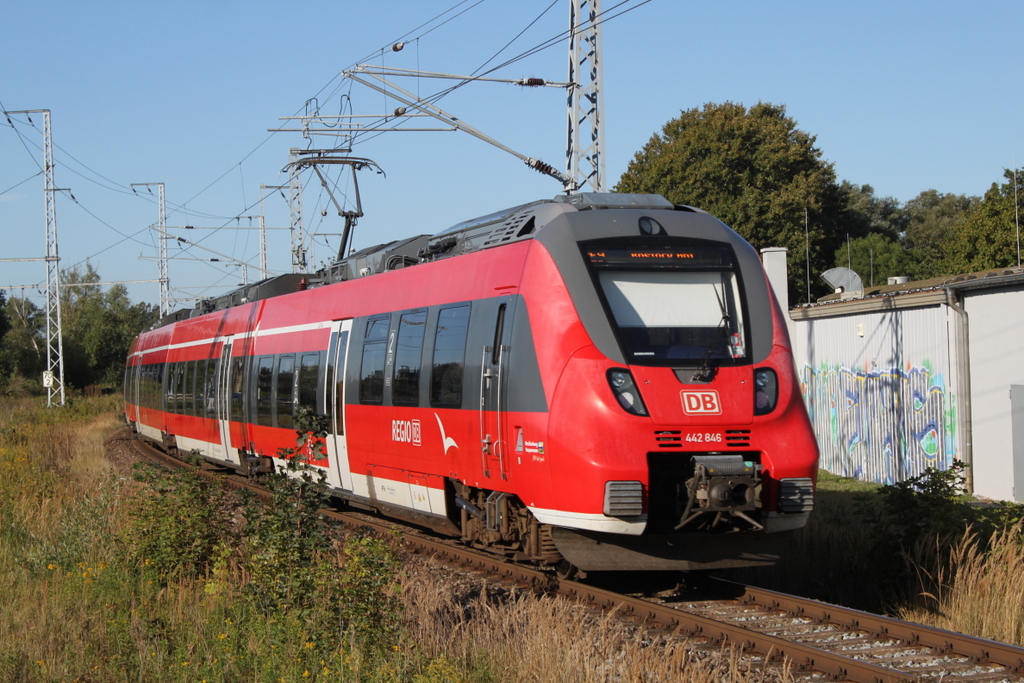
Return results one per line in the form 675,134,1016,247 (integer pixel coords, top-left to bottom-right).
2,0,1022,309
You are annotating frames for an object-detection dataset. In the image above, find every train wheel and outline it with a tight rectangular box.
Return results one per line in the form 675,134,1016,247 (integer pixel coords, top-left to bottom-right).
554,559,583,581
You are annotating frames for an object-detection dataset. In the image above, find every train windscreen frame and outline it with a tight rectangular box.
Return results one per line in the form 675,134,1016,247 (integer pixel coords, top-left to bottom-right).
582,237,749,367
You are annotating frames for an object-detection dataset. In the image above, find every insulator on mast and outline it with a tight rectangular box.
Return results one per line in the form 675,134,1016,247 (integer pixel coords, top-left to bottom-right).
526,158,557,177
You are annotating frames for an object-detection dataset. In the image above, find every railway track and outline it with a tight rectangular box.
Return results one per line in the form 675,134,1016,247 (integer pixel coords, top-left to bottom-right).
128,436,1024,683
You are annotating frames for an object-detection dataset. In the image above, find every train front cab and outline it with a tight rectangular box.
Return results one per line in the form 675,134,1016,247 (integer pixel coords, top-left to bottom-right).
525,201,820,571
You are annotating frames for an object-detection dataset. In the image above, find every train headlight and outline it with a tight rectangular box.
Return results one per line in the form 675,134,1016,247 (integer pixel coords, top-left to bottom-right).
607,369,648,416
753,368,778,415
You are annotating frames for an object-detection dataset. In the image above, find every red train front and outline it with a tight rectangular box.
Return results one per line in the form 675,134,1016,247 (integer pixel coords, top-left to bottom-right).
124,192,819,574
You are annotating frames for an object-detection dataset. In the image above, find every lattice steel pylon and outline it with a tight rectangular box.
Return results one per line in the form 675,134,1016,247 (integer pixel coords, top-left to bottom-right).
132,183,168,316
288,149,307,272
41,110,66,407
566,0,605,193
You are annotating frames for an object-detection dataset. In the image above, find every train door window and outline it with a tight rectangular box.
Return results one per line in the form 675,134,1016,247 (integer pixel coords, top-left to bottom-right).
298,353,321,410
332,333,348,435
229,356,246,422
430,304,470,407
183,361,195,415
491,304,506,364
393,310,427,406
359,316,390,405
255,356,274,426
276,355,296,430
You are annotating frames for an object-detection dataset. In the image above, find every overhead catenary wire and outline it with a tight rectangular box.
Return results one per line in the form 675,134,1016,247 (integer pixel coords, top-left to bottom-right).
3,1,650,304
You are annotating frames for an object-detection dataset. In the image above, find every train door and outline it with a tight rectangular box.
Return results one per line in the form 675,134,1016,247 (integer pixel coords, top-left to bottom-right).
479,300,515,481
326,320,353,491
214,339,242,467
128,357,141,423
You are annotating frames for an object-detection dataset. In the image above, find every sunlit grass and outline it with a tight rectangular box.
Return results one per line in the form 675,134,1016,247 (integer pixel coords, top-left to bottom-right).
0,395,764,682
897,523,1024,646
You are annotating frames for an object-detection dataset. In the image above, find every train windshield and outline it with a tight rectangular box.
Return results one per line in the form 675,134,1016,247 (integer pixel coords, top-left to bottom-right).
585,242,747,366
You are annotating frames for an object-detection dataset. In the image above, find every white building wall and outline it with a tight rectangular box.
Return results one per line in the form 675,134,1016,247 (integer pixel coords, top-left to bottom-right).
790,305,961,486
962,288,1024,501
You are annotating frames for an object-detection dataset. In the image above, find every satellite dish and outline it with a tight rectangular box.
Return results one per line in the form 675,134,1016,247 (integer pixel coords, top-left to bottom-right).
820,267,864,294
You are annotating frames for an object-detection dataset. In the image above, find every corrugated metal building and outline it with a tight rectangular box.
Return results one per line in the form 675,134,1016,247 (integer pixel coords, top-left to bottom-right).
762,248,1024,502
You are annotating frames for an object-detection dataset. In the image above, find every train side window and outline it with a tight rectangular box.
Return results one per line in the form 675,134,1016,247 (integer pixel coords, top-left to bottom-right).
183,361,195,415
193,360,205,416
430,304,470,407
298,353,321,410
255,356,274,426
177,363,187,414
276,355,296,430
169,363,180,414
158,363,166,412
229,357,246,422
359,316,390,405
205,358,218,418
393,310,427,406
164,363,173,413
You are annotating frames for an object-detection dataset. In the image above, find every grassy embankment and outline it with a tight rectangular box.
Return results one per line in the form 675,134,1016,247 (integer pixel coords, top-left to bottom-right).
0,396,769,683
3,394,1022,682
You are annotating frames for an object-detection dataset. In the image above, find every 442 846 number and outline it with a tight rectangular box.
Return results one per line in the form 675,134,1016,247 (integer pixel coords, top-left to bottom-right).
685,432,723,443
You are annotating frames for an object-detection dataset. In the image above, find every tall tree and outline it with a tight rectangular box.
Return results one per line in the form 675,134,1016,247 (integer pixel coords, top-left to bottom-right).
614,102,845,303
833,233,921,288
0,295,44,383
60,264,159,387
836,182,907,241
903,189,978,277
939,169,1024,274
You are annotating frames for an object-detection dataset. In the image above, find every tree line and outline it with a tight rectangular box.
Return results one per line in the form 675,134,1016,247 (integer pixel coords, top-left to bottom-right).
0,264,158,395
615,101,1023,302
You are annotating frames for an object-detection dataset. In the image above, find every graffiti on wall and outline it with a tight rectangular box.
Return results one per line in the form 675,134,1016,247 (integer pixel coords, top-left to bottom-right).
803,361,957,485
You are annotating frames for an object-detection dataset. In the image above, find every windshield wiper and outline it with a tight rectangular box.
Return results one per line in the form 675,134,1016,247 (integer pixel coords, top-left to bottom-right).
691,279,732,382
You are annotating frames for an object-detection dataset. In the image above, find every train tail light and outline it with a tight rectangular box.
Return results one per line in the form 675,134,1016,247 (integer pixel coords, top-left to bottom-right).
607,369,648,416
753,368,778,415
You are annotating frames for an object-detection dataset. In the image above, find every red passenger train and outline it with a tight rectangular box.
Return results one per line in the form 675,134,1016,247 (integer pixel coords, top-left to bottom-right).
123,192,819,574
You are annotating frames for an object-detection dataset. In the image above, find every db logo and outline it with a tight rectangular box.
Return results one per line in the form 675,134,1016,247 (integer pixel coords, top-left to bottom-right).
680,390,722,415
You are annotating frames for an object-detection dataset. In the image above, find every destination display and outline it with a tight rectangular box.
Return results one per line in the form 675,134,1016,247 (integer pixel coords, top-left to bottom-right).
585,245,732,268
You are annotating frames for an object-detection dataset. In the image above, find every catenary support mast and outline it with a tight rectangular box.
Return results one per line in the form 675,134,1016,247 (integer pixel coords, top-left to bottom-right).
41,110,66,406
132,183,169,316
5,109,69,407
566,0,605,193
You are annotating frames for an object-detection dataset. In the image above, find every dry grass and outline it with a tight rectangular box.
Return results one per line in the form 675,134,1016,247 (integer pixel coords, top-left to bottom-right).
401,565,793,683
897,523,1024,646
1,397,790,682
